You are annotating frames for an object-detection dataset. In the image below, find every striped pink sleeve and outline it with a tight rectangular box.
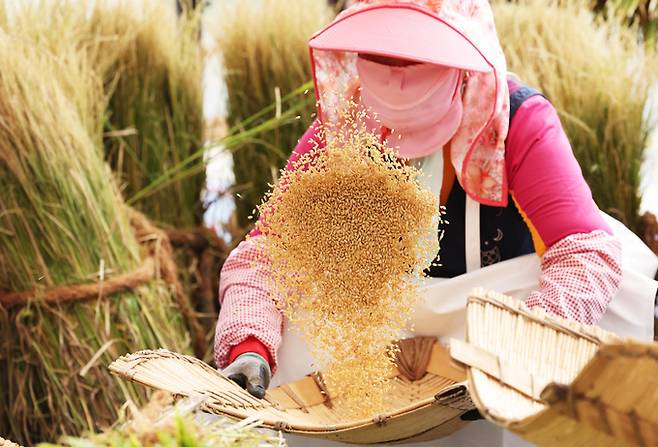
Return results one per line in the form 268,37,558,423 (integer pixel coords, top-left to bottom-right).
506,93,621,323
214,121,323,371
214,236,283,371
525,230,622,324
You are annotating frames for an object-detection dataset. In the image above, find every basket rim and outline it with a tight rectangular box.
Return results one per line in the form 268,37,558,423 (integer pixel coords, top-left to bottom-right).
465,367,550,429
466,289,618,345
109,348,475,434
460,288,618,429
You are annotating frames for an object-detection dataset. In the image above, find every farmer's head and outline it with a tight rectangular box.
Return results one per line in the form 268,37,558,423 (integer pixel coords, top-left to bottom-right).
355,52,464,158
308,0,512,205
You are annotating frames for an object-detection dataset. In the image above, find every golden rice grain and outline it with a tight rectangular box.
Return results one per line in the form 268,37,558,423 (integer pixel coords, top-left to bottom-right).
254,104,440,416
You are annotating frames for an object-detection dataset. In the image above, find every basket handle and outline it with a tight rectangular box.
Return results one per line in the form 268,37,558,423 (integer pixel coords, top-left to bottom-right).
449,339,551,402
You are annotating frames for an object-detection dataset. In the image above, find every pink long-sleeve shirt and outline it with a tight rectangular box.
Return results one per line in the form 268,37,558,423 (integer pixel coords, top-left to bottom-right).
214,94,622,371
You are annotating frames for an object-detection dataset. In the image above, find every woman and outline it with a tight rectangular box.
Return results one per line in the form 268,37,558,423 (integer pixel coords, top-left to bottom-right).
214,0,658,445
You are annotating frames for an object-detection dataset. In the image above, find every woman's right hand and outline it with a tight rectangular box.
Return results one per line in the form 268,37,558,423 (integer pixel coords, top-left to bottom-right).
223,352,271,399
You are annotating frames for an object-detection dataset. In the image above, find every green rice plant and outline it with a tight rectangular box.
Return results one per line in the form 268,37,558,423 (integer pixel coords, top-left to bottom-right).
495,0,658,231
39,397,284,447
205,0,333,227
131,82,314,207
6,0,205,228
40,415,283,447
0,33,191,445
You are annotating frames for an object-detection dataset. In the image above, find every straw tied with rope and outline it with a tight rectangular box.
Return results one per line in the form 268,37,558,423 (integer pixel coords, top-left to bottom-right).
0,210,229,358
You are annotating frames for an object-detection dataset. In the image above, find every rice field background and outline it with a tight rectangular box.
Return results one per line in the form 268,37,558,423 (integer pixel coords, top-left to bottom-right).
202,0,658,232
642,95,658,215
4,0,656,237
495,0,658,232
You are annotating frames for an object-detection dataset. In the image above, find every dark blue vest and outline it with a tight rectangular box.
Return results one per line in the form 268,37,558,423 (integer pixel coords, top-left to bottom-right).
425,84,542,278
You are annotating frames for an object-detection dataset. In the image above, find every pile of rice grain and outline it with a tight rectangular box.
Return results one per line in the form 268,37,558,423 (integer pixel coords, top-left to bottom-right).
254,106,440,415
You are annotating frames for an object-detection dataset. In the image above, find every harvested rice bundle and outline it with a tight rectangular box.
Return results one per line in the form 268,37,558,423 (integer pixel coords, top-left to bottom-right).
100,1,205,227
3,1,133,144
6,0,205,227
0,34,191,444
4,0,212,345
254,106,440,415
39,393,284,447
206,0,333,227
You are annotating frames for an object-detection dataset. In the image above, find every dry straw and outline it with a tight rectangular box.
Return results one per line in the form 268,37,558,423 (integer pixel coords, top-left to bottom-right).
7,0,205,228
494,0,658,231
253,105,440,415
0,33,191,444
0,439,21,447
205,0,333,227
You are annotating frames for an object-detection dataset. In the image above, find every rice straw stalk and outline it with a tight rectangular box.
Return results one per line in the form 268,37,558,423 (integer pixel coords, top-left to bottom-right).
205,0,333,227
0,33,192,445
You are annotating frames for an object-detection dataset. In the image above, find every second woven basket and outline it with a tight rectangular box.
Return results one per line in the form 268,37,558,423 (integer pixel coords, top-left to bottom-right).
452,288,658,447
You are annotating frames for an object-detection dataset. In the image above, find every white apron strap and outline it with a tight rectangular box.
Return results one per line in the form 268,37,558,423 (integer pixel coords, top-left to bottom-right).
465,195,481,273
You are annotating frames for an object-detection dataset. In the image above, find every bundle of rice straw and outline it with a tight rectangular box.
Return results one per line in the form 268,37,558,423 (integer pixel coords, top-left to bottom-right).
100,1,204,228
205,0,333,227
494,0,658,231
254,105,440,415
4,0,213,345
39,392,284,447
6,0,205,228
0,32,192,445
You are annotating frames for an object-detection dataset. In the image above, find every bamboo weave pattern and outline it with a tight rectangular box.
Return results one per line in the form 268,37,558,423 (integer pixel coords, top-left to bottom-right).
110,340,476,444
457,288,658,447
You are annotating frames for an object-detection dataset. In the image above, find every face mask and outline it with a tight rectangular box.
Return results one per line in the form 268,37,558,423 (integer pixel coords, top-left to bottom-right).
356,56,463,158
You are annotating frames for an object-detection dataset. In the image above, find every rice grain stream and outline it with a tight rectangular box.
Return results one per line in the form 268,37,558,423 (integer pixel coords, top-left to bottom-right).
254,106,440,415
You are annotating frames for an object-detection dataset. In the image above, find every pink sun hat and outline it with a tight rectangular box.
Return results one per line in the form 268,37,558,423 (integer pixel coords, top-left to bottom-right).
308,3,492,73
308,0,511,207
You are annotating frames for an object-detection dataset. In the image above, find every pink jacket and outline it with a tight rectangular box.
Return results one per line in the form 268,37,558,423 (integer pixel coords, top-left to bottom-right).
214,93,622,371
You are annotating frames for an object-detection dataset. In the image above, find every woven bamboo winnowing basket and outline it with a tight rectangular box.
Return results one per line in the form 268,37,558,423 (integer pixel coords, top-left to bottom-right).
452,288,658,447
109,338,475,444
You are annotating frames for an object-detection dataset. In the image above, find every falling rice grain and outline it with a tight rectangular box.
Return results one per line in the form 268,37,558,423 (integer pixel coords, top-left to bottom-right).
254,104,440,416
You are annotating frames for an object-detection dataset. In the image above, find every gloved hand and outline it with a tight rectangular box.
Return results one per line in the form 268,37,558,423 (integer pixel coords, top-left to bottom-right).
460,409,484,421
223,353,271,399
